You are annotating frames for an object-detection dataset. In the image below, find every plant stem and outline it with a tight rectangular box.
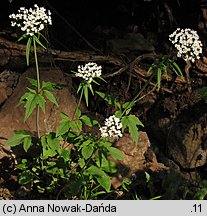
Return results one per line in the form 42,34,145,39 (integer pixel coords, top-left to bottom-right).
121,72,156,117
33,37,40,138
62,87,84,148
72,87,84,120
185,60,192,92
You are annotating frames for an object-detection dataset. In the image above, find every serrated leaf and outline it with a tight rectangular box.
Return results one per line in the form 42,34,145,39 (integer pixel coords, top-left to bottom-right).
27,77,38,87
86,166,111,192
7,134,29,147
43,90,58,107
56,120,71,137
60,112,69,120
36,94,46,113
16,92,33,107
42,81,56,90
108,146,124,160
82,145,94,160
128,115,144,127
80,115,93,127
23,136,32,152
121,115,144,144
96,91,121,108
24,93,38,121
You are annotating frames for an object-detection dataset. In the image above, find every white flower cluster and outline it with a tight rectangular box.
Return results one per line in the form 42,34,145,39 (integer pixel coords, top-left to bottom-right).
169,28,203,63
9,4,52,36
99,115,123,139
76,62,102,83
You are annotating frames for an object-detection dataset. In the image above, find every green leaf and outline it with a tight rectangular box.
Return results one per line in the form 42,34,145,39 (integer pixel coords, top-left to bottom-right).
171,61,184,77
86,166,111,192
27,87,36,94
157,68,162,90
108,147,124,160
17,33,28,42
56,120,71,137
96,91,121,108
78,158,85,168
7,134,29,147
24,93,38,121
82,145,94,160
80,115,93,127
23,136,32,152
60,112,69,120
59,149,70,162
16,92,32,107
122,115,144,144
42,81,57,90
147,63,156,73
13,130,29,135
41,136,57,159
76,119,83,131
76,108,81,118
33,35,46,49
47,134,60,150
96,155,117,173
19,171,33,185
115,110,122,118
26,37,32,66
36,94,46,113
38,32,48,43
43,90,58,107
194,188,207,200
83,84,89,106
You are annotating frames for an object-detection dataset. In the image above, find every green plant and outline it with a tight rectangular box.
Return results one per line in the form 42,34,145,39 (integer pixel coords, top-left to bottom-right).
147,55,184,90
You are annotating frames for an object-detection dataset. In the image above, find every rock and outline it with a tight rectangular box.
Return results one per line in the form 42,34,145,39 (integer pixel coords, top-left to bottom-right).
0,87,7,105
0,70,19,105
167,118,207,169
0,67,77,146
114,132,166,176
107,33,155,54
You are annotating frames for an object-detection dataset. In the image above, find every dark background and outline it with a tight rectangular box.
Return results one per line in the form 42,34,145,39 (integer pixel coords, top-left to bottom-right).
0,0,203,51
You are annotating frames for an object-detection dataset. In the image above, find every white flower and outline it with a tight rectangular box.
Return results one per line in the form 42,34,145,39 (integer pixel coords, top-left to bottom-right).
75,62,102,83
169,28,203,63
9,4,52,36
99,115,123,139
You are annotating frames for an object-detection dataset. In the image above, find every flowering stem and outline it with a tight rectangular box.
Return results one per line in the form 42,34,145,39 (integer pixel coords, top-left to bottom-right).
33,37,40,138
185,60,192,92
62,87,84,148
121,72,156,117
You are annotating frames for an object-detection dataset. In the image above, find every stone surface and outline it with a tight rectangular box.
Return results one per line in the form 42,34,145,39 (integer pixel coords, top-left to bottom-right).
0,67,77,146
114,132,166,176
107,33,155,53
0,70,19,105
167,118,207,169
